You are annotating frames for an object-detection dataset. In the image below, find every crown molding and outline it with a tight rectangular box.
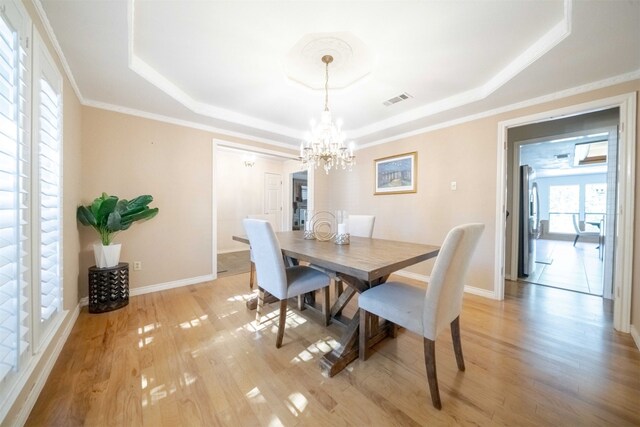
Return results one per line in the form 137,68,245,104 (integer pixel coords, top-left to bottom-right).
127,0,301,141
358,69,640,150
351,0,573,139
32,0,85,103
82,98,297,150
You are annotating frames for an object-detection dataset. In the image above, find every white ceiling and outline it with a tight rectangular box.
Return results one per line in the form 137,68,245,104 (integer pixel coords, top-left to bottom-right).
39,0,640,149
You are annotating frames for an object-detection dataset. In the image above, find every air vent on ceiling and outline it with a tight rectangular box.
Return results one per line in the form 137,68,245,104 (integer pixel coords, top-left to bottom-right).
383,92,413,106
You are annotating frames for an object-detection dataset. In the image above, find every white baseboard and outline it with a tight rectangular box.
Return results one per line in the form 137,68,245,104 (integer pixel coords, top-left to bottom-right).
393,270,498,299
79,274,216,307
463,285,499,299
217,248,249,254
631,324,640,351
393,270,429,282
10,305,80,426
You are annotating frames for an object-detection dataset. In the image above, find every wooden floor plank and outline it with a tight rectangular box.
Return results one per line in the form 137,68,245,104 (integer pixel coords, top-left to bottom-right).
25,274,640,426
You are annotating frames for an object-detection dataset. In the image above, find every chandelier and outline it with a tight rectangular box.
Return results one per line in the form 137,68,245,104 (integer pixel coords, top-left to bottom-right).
299,55,355,174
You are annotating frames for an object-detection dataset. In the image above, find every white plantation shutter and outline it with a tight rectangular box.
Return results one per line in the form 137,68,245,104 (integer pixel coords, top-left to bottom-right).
0,2,30,383
0,2,66,416
33,31,62,332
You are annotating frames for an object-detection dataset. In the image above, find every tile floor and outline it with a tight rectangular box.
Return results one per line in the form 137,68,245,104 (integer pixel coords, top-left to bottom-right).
521,238,604,295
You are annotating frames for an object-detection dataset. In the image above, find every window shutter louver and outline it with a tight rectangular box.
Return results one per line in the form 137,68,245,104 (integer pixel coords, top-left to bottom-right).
36,76,61,324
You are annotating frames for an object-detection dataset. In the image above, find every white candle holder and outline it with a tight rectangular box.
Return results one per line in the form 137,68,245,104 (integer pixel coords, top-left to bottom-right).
334,232,350,245
334,210,349,245
303,209,315,240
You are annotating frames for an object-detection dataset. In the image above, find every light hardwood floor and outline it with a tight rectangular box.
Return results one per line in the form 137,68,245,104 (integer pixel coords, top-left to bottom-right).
26,275,640,426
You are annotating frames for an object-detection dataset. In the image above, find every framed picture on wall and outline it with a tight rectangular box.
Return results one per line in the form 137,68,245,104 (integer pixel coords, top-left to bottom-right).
374,152,417,195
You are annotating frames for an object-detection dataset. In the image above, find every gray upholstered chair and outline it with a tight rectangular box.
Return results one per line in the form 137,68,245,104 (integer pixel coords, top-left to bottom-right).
358,223,484,409
348,214,376,238
246,214,274,290
243,218,331,348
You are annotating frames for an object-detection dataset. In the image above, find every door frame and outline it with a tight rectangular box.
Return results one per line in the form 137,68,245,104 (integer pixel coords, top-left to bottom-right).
212,138,299,279
494,92,636,332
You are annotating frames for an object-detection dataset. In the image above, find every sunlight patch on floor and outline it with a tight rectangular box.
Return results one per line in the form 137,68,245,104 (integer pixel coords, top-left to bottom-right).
138,322,160,334
246,386,267,404
138,336,154,348
285,392,308,416
227,292,257,302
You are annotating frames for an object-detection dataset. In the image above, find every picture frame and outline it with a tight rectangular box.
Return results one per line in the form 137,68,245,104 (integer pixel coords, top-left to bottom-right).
374,152,417,195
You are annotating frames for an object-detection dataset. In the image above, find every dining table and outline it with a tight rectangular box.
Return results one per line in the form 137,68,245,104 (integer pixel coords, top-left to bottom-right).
232,231,440,377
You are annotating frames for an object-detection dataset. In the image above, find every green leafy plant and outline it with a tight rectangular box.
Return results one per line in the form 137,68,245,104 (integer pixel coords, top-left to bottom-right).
77,192,159,245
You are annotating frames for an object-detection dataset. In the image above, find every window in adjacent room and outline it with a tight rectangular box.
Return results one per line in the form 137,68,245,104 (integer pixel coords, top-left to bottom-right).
548,184,579,233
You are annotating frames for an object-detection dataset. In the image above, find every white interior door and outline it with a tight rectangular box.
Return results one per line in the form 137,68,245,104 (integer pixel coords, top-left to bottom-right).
264,172,282,231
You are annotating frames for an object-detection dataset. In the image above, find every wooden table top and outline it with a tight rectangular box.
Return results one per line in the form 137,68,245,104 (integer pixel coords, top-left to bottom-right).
233,231,439,282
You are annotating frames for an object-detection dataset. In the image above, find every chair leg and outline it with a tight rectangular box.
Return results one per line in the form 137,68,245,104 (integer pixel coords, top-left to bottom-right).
276,300,288,348
359,308,371,361
322,286,330,326
249,261,255,289
423,338,442,410
256,288,265,323
451,316,465,371
573,234,579,247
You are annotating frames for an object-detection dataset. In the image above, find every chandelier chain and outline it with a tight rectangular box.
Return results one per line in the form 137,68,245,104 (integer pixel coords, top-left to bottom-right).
324,60,329,112
299,54,356,174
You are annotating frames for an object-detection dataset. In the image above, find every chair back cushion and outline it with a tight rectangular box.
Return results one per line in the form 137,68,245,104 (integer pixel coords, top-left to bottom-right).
243,219,288,299
423,223,484,340
349,215,376,238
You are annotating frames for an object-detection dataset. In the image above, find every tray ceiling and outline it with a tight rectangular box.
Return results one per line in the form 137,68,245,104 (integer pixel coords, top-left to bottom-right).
39,0,640,148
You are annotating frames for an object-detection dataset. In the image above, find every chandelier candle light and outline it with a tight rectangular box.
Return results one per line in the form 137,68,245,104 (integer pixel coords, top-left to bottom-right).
300,55,356,174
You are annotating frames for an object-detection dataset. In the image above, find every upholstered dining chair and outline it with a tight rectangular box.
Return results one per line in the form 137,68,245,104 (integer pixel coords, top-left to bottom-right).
243,219,331,348
246,214,274,290
358,223,484,409
348,214,376,238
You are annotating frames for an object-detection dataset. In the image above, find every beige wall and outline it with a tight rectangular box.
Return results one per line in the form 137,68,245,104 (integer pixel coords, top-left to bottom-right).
319,81,639,330
80,108,214,295
79,108,298,297
316,119,497,289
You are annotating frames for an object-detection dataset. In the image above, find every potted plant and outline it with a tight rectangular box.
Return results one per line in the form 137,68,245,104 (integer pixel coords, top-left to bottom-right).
77,193,159,268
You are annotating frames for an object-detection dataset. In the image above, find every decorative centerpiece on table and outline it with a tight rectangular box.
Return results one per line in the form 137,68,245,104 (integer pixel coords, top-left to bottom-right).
334,210,350,245
77,193,159,268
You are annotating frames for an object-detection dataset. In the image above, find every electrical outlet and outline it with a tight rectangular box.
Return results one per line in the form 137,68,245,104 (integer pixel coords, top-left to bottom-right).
133,261,142,271
450,181,457,191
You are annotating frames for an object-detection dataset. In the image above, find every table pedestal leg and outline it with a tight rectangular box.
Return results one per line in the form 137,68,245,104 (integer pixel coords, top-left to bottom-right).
319,274,391,377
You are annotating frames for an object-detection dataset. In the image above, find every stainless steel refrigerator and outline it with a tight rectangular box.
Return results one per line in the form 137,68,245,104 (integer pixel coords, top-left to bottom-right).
518,165,539,277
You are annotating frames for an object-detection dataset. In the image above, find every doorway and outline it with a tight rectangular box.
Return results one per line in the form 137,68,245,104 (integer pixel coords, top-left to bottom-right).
494,93,636,333
212,139,298,279
291,171,308,230
510,121,617,298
